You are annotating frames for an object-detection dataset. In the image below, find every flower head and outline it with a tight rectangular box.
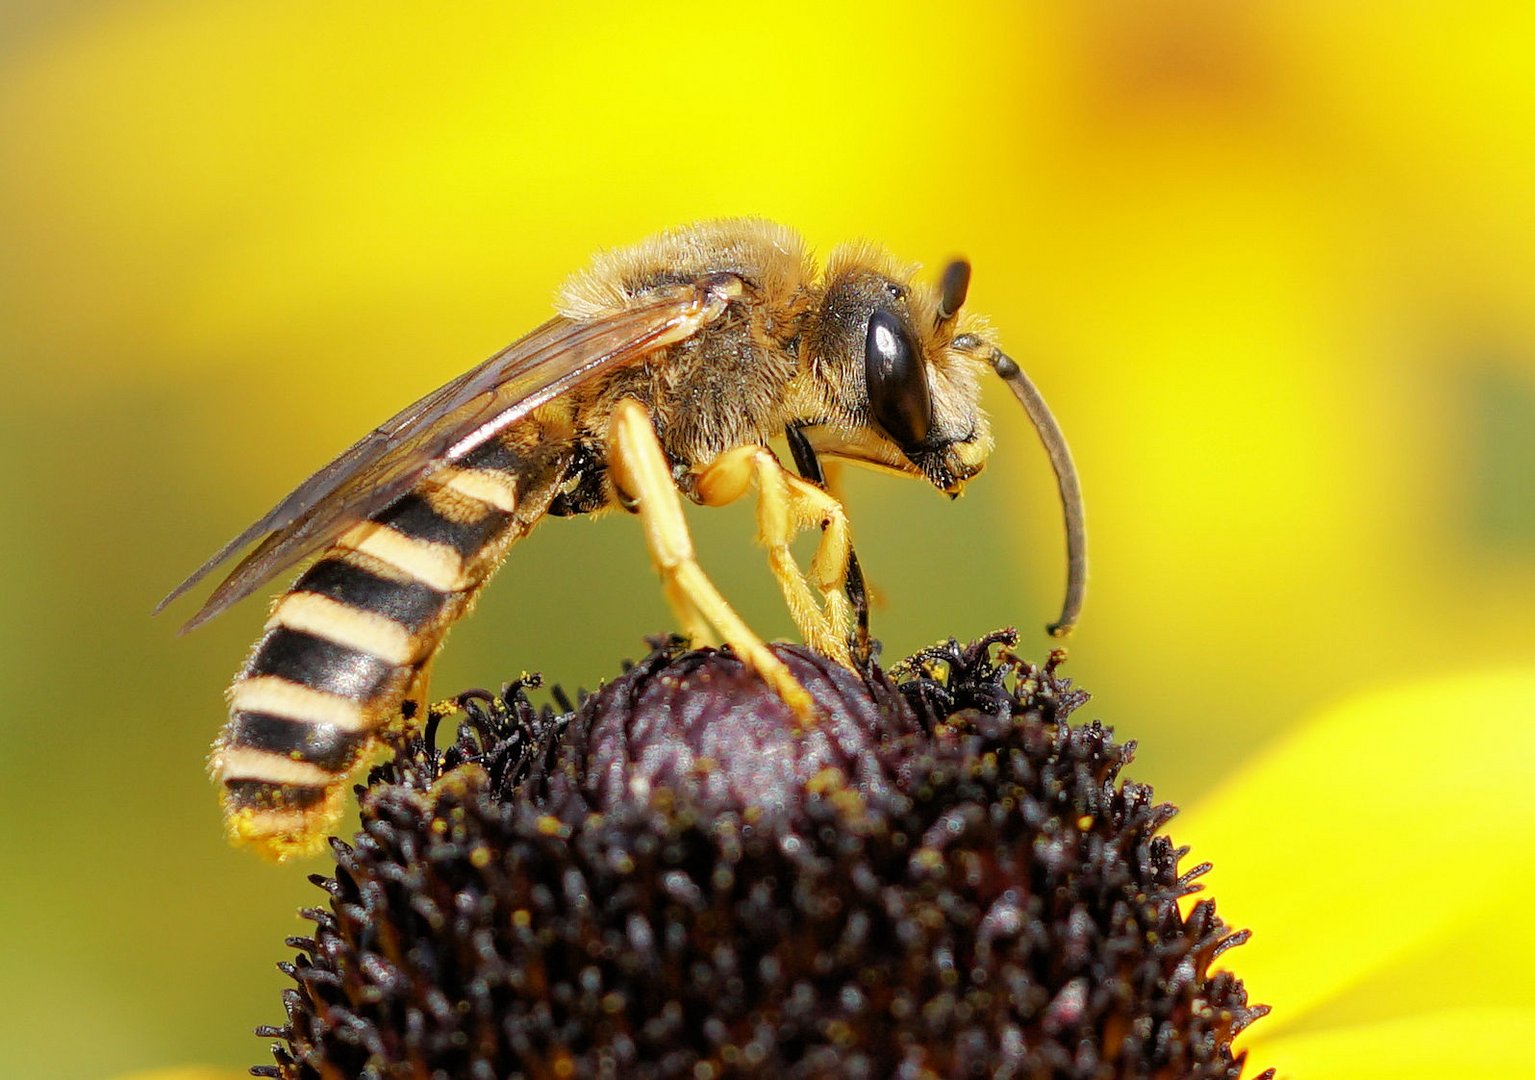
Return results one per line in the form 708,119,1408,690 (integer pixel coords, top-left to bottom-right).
257,633,1269,1078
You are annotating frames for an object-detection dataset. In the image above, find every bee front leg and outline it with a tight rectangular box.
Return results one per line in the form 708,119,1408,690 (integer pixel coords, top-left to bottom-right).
691,444,855,670
606,399,816,721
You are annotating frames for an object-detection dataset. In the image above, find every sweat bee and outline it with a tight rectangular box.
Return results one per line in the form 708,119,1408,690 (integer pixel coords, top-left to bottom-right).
159,219,1086,860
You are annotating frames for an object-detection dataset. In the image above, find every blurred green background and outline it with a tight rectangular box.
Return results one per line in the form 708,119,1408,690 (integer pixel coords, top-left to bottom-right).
2,3,1532,1077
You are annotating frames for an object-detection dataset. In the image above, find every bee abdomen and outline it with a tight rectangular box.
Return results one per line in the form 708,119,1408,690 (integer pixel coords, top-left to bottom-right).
224,709,363,773
218,587,431,857
217,441,565,860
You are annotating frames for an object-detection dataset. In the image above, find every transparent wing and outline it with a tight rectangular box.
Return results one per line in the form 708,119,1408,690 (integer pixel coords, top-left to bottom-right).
160,281,728,631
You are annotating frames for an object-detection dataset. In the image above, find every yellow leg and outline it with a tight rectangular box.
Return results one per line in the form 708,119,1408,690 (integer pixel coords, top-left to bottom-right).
606,399,815,721
382,657,438,737
692,444,855,668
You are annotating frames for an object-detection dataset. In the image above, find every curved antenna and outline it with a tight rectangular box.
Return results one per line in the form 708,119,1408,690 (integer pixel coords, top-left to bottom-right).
987,349,1087,637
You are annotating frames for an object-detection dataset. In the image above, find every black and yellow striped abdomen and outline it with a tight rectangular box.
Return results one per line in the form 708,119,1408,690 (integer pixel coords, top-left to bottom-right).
215,433,572,859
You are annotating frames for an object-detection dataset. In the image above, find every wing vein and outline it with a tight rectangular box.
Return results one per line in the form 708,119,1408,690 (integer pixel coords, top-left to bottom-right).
159,283,723,631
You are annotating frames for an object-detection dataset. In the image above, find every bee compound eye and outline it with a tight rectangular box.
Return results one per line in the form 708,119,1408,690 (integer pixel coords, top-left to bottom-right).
864,307,933,448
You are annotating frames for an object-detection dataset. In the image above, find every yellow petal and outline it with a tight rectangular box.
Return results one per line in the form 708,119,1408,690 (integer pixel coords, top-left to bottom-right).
1177,671,1535,1040
1257,1007,1535,1080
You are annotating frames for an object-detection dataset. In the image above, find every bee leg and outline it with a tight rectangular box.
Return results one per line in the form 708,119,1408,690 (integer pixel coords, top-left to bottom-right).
621,486,717,652
606,399,816,721
374,657,446,748
403,658,434,719
785,425,872,668
691,444,856,670
663,575,718,652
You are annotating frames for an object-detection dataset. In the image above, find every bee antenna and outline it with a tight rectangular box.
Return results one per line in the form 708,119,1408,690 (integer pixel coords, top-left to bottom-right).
986,349,1086,637
937,260,971,326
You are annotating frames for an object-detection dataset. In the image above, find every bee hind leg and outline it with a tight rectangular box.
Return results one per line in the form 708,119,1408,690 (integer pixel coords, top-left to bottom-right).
606,399,816,722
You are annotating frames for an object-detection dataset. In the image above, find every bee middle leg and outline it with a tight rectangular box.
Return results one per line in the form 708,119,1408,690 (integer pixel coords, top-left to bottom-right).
690,444,856,670
785,424,871,667
606,399,815,721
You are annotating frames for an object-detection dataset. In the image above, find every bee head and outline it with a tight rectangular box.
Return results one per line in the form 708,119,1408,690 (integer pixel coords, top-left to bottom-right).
799,245,993,496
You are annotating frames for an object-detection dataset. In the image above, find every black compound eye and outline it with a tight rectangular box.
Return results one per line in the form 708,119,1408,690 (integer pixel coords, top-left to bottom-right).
864,307,932,448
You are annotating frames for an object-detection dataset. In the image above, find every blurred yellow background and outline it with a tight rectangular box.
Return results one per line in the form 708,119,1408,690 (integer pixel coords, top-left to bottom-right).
2,2,1532,1076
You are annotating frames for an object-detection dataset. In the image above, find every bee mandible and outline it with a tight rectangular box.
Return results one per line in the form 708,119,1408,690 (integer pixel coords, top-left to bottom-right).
158,219,1086,860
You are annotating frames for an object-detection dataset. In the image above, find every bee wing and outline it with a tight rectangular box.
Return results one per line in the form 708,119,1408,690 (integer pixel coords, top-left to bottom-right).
160,281,729,631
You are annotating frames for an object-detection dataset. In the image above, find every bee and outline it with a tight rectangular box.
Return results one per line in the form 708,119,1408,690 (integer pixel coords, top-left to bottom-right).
158,219,1086,860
